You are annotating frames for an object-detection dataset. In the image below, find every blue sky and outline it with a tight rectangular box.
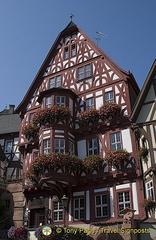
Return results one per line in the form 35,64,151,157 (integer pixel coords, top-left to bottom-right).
0,0,156,110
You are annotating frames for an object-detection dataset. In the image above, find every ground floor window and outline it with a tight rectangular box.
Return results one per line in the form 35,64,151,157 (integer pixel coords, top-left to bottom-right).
146,180,154,200
95,194,108,218
118,191,130,215
53,201,63,222
74,198,84,221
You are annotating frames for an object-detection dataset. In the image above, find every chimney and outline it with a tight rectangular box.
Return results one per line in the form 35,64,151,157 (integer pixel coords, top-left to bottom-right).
9,105,15,114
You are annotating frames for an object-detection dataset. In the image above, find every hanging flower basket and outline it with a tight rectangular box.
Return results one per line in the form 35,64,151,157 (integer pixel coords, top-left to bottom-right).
82,155,104,172
8,226,28,240
99,103,121,120
78,109,99,125
141,197,156,211
32,106,71,126
26,153,83,180
137,147,148,158
105,149,131,167
22,124,39,140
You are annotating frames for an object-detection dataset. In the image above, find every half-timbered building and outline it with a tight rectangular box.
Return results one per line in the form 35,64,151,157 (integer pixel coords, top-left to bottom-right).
16,21,145,232
131,59,156,239
0,105,24,229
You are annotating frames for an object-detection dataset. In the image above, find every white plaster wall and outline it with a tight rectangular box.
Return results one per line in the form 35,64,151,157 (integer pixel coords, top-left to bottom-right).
121,129,132,152
77,140,86,159
132,182,139,215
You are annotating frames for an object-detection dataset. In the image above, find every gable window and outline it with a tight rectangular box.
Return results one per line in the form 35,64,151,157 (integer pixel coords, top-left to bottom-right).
71,44,76,57
56,96,66,107
54,139,65,153
105,91,114,104
43,139,50,154
46,96,52,108
49,76,61,88
29,113,34,123
74,198,84,221
64,47,69,59
5,140,13,153
53,201,63,222
146,180,154,200
78,64,91,80
88,138,98,155
95,194,108,218
86,97,94,110
118,191,130,214
110,132,122,150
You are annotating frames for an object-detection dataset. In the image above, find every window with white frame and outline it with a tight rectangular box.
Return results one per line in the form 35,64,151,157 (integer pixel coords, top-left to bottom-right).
69,141,75,155
64,47,69,59
74,198,84,221
54,139,65,153
86,97,94,110
146,180,154,200
53,201,63,222
88,138,98,155
71,44,76,57
78,64,91,80
29,113,34,123
105,91,114,104
110,132,122,150
43,139,50,154
49,76,61,88
95,194,108,218
56,96,66,107
5,140,13,153
45,96,52,108
118,191,130,214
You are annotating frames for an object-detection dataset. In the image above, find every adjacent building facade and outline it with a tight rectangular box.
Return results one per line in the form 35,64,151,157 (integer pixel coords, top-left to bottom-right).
131,59,156,239
16,21,145,232
0,105,24,229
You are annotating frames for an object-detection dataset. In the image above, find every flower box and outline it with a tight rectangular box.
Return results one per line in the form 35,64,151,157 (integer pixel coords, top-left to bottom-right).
82,155,104,172
22,124,39,140
32,106,71,126
8,226,28,240
99,103,121,120
78,109,99,125
105,149,131,167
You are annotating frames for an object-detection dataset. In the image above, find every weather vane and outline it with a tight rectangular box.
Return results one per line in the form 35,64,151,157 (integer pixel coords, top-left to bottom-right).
70,14,74,21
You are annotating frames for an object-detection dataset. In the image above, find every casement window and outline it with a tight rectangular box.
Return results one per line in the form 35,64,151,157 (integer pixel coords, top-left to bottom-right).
95,194,108,218
118,191,130,214
56,96,66,107
88,138,98,155
43,139,50,154
49,76,61,88
45,96,52,108
146,180,154,200
69,141,75,155
78,64,91,80
86,97,94,110
53,201,63,222
54,139,65,153
74,198,85,221
105,91,114,104
5,140,13,153
110,132,122,150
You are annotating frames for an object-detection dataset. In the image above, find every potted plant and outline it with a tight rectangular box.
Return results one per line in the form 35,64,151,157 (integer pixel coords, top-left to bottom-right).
137,147,148,158
141,197,156,211
78,109,99,125
105,149,131,168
